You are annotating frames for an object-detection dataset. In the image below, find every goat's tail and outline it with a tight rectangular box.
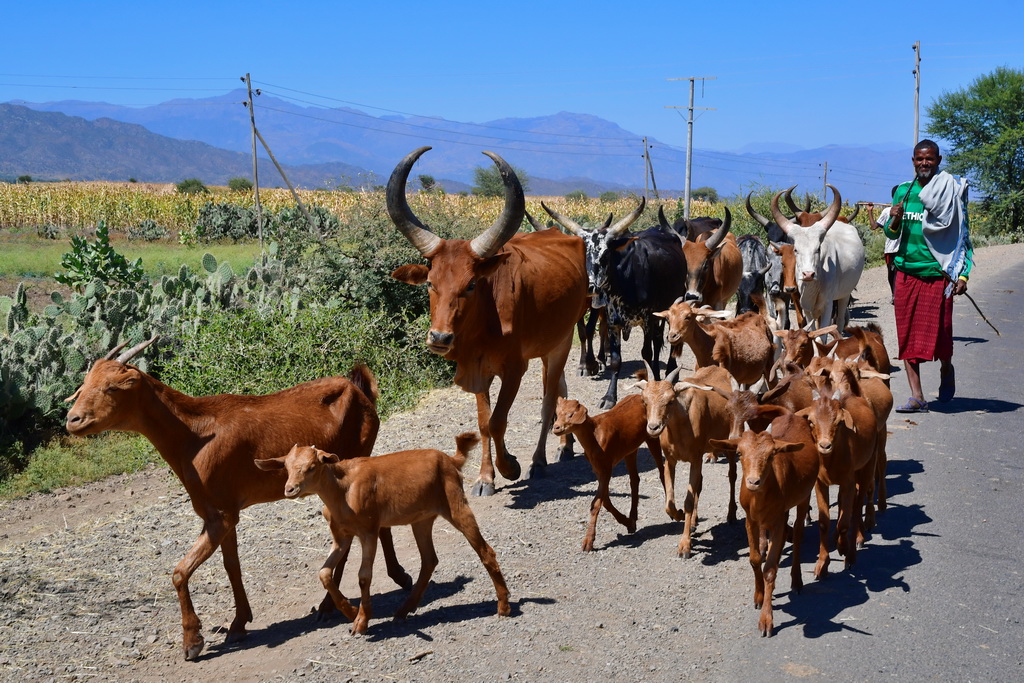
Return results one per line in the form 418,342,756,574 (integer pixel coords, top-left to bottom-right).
452,431,481,472
348,362,380,408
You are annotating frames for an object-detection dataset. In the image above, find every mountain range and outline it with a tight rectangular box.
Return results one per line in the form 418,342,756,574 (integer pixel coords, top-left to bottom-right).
2,91,912,200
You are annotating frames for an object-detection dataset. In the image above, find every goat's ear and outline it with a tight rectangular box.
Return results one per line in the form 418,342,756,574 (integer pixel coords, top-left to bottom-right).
653,309,669,319
708,438,738,452
64,388,82,403
840,409,855,431
630,380,648,391
317,450,341,465
254,457,285,471
795,407,812,419
391,264,429,285
775,440,804,454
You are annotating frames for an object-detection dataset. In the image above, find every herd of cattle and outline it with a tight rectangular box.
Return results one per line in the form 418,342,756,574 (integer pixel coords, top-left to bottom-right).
63,147,890,660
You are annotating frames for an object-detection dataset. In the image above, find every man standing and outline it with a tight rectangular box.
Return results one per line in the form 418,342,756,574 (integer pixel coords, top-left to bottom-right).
885,139,973,413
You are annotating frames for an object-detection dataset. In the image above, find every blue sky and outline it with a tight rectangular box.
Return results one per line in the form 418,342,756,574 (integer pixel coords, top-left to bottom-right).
2,0,1021,154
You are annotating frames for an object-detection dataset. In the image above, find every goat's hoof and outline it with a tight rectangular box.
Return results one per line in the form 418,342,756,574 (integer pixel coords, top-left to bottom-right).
183,635,205,661
392,571,414,591
679,551,693,560
525,461,546,480
471,480,496,497
496,455,521,481
225,626,248,644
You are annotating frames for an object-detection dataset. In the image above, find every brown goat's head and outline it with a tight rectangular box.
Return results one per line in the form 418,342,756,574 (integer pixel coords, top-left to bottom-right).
65,336,159,437
255,444,340,499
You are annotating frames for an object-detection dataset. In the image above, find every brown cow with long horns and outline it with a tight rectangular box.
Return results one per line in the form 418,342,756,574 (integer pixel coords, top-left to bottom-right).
389,147,589,495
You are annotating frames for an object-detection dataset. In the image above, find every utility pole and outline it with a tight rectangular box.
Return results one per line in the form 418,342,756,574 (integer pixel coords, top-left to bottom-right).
642,137,659,199
242,73,264,250
821,161,829,201
666,76,716,219
912,41,921,146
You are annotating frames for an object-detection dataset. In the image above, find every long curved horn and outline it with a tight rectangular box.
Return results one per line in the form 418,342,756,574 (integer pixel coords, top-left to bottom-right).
606,197,645,237
600,213,614,229
469,151,526,258
642,359,656,381
745,192,770,228
386,147,442,256
845,203,860,221
524,210,547,231
666,365,683,384
703,206,732,250
819,184,842,230
116,335,159,364
657,205,674,232
541,201,587,236
783,186,803,216
770,189,800,236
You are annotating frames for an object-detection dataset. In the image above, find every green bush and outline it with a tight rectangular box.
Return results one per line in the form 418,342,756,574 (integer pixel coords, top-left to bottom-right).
54,222,145,292
127,219,170,242
195,201,257,242
599,191,619,203
228,177,254,192
565,190,588,201
176,178,209,195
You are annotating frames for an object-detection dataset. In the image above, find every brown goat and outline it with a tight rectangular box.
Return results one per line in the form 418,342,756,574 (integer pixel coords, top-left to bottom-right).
710,413,818,637
656,301,776,390
255,433,511,635
552,395,665,551
636,364,734,557
798,383,878,578
64,337,411,660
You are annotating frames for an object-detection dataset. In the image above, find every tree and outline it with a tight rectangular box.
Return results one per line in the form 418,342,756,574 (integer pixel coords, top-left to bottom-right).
472,164,530,197
927,67,1024,233
692,186,719,203
228,177,253,192
176,178,209,195
16,175,31,184
417,174,436,192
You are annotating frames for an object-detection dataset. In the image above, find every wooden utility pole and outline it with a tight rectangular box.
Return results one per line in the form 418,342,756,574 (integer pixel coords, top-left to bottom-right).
666,76,716,219
822,161,829,200
642,137,659,199
912,41,921,146
242,73,264,250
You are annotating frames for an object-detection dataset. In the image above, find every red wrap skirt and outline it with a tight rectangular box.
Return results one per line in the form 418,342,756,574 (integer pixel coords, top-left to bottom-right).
894,270,954,362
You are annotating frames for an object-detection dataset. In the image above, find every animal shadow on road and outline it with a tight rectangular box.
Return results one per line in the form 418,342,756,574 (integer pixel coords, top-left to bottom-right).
928,395,1022,414
771,461,933,638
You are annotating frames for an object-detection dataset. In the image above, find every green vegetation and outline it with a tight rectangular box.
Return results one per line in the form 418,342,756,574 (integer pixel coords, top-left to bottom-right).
565,190,588,201
472,164,530,197
54,222,145,292
228,176,254,192
175,178,209,195
692,186,719,203
927,66,1024,236
599,191,620,203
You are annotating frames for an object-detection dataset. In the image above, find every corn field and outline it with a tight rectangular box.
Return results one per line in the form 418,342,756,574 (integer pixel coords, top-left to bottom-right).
0,181,718,240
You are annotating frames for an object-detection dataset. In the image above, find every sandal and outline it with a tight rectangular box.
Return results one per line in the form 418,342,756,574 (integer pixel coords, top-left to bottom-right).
896,397,929,413
938,365,955,402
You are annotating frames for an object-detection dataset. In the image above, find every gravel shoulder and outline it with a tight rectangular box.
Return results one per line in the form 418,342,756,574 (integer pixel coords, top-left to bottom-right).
1,243,1021,682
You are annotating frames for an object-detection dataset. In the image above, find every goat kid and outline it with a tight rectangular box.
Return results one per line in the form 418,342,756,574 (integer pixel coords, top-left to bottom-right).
552,395,664,551
256,433,510,635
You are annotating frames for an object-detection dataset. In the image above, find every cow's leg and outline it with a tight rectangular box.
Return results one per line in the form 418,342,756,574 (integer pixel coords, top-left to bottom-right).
833,294,852,334
600,326,623,410
471,379,499,497
491,362,527,480
542,333,577,464
577,308,601,376
173,512,232,660
218,524,253,644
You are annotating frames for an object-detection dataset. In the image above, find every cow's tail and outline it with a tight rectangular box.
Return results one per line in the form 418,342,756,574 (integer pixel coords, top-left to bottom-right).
348,362,380,409
452,432,481,472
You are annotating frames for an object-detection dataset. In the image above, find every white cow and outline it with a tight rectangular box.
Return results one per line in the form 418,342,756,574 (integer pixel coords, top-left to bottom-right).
770,185,865,335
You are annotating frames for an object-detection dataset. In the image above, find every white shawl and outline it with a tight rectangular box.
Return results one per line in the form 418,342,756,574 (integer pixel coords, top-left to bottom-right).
918,171,973,290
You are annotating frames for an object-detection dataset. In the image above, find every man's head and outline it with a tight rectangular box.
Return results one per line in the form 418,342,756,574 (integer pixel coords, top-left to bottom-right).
912,139,942,185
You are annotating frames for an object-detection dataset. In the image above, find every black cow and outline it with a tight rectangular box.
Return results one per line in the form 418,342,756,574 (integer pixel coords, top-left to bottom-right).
541,198,688,409
735,234,772,315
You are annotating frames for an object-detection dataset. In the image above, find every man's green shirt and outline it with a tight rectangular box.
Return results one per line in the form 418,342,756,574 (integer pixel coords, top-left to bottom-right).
883,179,973,280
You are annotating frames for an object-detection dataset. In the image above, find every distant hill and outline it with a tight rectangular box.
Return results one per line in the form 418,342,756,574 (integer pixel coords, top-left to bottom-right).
5,93,913,201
